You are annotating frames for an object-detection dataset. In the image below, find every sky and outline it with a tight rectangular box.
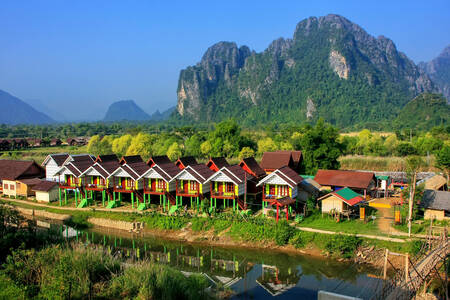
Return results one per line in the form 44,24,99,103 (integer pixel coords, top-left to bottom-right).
0,0,449,121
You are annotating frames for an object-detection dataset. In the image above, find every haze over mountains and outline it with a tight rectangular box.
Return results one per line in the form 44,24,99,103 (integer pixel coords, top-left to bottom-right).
419,45,450,103
175,14,446,128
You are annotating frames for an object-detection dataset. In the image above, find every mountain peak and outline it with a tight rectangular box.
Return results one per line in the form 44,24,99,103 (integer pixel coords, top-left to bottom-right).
103,100,151,122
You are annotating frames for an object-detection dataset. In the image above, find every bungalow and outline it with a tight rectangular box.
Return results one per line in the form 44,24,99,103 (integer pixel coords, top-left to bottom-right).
54,158,94,206
420,190,450,220
78,158,120,207
147,155,172,167
0,160,45,196
107,161,150,209
171,164,214,210
318,187,364,215
256,166,304,221
66,137,89,146
205,165,253,211
50,138,62,147
41,153,70,181
239,157,266,196
0,139,10,151
314,170,376,198
32,180,59,202
138,162,180,210
15,178,42,198
260,150,302,174
206,157,229,172
175,156,198,170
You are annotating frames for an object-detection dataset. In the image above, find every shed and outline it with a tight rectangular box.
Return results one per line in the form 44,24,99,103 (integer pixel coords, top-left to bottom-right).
33,180,59,202
318,187,364,214
423,175,447,191
0,160,44,196
420,190,450,220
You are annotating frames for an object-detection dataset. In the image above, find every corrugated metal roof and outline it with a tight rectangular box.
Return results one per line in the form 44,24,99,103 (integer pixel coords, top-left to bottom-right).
314,170,375,189
421,190,450,211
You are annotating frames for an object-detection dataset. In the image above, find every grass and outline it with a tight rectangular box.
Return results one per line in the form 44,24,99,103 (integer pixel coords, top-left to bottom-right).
339,155,437,172
298,211,380,235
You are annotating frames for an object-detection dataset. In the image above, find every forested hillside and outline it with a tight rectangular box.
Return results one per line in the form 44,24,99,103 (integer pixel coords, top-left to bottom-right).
175,14,435,128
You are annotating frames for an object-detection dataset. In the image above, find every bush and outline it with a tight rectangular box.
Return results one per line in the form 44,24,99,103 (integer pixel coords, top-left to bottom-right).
274,221,294,246
325,235,362,258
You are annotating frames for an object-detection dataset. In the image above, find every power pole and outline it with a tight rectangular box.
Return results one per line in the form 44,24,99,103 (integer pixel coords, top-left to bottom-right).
408,171,416,237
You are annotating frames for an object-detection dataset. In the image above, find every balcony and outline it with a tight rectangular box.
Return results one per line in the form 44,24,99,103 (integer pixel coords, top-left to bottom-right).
176,188,199,197
84,183,107,190
113,184,134,193
143,186,166,195
211,190,235,199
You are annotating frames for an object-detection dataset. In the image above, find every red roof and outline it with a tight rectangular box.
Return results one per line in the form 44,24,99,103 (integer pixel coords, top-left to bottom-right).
239,157,265,178
175,157,198,170
314,170,375,190
206,157,229,172
260,151,297,171
146,155,172,167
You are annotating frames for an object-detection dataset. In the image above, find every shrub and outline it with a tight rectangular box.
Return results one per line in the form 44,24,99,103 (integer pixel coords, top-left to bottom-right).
274,221,294,246
325,235,362,258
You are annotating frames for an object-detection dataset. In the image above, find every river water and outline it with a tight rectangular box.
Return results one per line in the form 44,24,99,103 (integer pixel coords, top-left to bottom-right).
42,221,383,299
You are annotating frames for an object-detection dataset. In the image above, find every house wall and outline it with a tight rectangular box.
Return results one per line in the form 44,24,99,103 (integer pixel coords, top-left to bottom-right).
45,159,64,182
321,195,344,213
35,188,58,202
2,180,17,197
424,209,446,221
16,182,34,197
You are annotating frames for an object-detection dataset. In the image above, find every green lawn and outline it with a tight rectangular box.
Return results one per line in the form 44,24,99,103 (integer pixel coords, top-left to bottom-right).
298,211,380,235
0,145,87,164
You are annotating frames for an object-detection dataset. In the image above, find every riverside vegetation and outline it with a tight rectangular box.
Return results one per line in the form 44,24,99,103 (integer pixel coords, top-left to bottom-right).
0,204,211,300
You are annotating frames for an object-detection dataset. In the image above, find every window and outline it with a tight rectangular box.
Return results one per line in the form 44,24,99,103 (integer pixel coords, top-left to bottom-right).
279,185,289,196
158,180,165,189
10,184,15,190
190,181,197,191
226,183,234,193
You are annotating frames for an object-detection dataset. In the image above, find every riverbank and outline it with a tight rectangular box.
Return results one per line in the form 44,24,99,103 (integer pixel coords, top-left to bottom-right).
1,197,420,266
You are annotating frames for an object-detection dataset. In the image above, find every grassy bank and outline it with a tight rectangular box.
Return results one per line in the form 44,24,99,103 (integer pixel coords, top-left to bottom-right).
0,145,88,164
1,199,419,258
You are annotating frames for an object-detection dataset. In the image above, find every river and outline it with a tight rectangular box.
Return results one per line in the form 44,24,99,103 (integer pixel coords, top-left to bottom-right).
39,220,383,299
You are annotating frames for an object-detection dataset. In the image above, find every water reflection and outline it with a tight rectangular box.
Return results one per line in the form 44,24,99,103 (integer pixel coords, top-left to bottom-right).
47,222,382,299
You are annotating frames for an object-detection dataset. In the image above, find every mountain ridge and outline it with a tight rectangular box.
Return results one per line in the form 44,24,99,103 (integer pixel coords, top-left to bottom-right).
175,14,436,128
419,45,450,103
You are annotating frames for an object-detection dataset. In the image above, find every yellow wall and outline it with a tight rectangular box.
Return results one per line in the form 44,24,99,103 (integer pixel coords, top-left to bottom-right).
424,209,447,221
321,195,344,213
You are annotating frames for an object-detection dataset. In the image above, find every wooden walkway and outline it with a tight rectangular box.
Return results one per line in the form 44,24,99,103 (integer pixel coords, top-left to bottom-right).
375,238,449,300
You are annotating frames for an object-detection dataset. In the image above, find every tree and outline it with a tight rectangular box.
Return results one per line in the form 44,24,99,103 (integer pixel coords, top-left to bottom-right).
166,143,182,161
126,133,153,158
87,135,101,156
112,134,132,157
257,137,277,154
200,141,212,157
435,145,450,190
300,119,342,174
239,147,255,159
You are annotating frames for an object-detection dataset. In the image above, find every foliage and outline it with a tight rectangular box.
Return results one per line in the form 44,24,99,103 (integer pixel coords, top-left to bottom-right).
325,235,362,258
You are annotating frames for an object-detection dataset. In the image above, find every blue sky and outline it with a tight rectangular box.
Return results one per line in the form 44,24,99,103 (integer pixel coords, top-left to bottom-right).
0,0,449,121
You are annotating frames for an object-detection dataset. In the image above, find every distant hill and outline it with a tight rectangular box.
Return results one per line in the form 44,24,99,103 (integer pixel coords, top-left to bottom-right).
175,14,435,128
150,106,176,121
25,99,67,122
103,100,151,122
394,93,449,130
0,90,54,125
419,45,450,103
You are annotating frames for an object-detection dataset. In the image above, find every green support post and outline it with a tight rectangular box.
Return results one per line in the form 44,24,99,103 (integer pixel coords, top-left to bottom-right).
190,197,193,208
64,189,67,205
131,192,134,209
197,197,199,211
163,195,166,212
75,190,78,207
159,194,162,205
114,237,117,247
58,189,62,206
215,198,217,209
233,199,235,211
102,190,105,207
113,191,116,201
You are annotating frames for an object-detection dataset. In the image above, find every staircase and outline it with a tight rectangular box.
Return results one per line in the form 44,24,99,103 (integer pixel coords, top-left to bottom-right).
165,191,177,205
236,198,247,210
135,190,147,210
106,201,119,209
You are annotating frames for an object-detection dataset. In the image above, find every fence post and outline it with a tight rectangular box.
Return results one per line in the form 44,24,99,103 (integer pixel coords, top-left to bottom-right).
384,248,389,279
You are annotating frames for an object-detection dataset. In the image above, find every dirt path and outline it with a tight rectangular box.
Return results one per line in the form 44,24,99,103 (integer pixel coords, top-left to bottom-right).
371,197,407,236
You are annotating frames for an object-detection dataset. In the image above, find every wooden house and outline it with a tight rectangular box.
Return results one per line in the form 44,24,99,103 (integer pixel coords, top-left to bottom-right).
206,157,229,172
0,160,44,196
423,175,447,191
107,161,149,209
205,165,253,211
42,153,70,181
78,159,120,207
314,170,376,198
420,190,450,220
239,157,266,196
171,164,214,209
15,178,42,197
0,139,10,151
256,166,304,221
32,180,59,202
175,156,198,170
318,187,364,215
50,138,62,147
66,137,89,146
146,155,172,167
138,163,180,210
260,151,302,174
